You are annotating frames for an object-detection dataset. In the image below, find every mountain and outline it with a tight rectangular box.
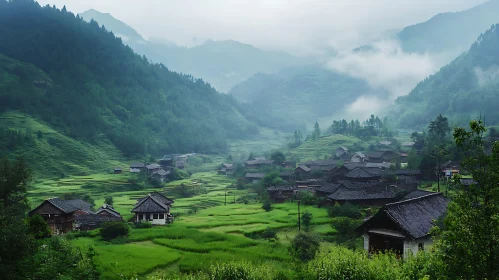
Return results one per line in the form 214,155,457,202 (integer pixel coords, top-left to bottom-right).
396,0,499,54
78,9,300,93
0,0,259,161
394,24,499,127
230,65,389,131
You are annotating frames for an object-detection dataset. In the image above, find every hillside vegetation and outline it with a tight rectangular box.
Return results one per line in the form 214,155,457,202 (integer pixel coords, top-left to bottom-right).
394,24,499,127
0,0,259,159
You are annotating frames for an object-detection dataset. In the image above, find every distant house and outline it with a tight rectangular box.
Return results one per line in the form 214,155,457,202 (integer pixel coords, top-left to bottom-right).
74,204,122,231
328,162,366,181
282,161,297,169
218,163,234,175
336,146,348,158
294,165,311,179
402,142,415,148
130,162,145,173
131,192,174,225
152,169,170,182
29,198,92,234
302,159,340,171
365,151,400,163
245,173,265,183
315,183,341,198
279,171,293,181
379,141,392,146
159,157,174,168
400,153,408,163
145,163,162,174
267,186,297,203
441,160,461,178
114,168,123,174
327,186,395,206
365,162,391,169
245,159,275,168
96,204,122,218
357,192,448,258
344,167,383,181
351,152,367,163
176,161,185,170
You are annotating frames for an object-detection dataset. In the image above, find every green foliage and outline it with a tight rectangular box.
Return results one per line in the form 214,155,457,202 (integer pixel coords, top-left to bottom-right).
104,195,113,206
297,191,317,206
28,214,51,239
312,121,321,141
134,222,152,229
261,227,277,241
261,200,272,212
331,217,361,236
289,233,320,262
270,151,285,165
327,202,362,219
0,1,260,158
301,211,312,232
436,119,499,279
100,222,130,240
330,114,392,139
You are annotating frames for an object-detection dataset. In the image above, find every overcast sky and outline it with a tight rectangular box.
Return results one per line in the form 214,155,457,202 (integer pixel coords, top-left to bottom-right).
37,0,487,54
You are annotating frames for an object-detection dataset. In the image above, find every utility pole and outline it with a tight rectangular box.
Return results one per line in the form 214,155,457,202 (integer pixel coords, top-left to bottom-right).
224,188,227,206
298,200,301,232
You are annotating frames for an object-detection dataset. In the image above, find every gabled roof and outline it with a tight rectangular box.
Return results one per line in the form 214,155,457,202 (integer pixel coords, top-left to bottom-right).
74,213,122,225
42,198,92,214
365,151,385,159
338,180,379,190
343,162,367,170
267,186,297,192
402,142,415,147
387,169,421,176
130,162,145,168
365,162,391,168
114,167,122,171
337,146,348,151
380,193,449,239
303,159,341,167
328,188,395,201
222,163,233,169
353,152,366,158
345,167,383,178
379,141,392,145
295,165,311,172
131,192,174,213
245,173,265,178
402,190,436,200
146,163,161,170
96,204,122,218
153,169,170,176
316,183,341,194
246,159,274,165
279,171,293,176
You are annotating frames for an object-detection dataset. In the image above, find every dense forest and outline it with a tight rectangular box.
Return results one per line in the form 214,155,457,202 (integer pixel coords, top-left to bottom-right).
0,0,260,157
230,65,389,131
394,23,499,128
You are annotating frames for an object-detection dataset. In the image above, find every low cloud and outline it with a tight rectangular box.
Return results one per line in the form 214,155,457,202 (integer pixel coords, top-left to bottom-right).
474,66,499,87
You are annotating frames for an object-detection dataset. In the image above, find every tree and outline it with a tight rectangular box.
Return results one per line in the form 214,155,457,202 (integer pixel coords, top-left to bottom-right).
104,196,113,206
428,114,450,141
437,120,499,279
270,151,286,165
289,233,320,262
28,214,51,239
301,211,312,232
0,158,33,279
247,152,256,160
312,121,321,140
261,200,272,212
261,227,277,241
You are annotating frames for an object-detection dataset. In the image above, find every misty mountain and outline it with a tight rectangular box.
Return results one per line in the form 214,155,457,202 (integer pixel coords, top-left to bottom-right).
396,0,499,54
394,24,499,127
78,9,300,93
230,65,389,131
0,0,259,157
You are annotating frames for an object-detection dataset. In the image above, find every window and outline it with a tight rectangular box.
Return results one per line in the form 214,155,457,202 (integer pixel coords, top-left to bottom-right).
153,214,158,219
159,213,164,219
418,243,424,251
146,214,150,220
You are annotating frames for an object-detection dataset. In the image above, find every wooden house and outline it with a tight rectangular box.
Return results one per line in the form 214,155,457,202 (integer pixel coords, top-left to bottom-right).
294,165,311,179
351,152,367,163
114,168,123,174
282,161,297,169
218,163,234,175
245,159,275,168
441,160,461,179
74,204,122,231
365,151,399,163
145,163,162,174
279,171,293,181
152,169,170,182
303,160,340,171
130,162,145,173
29,198,92,234
335,146,348,158
344,167,383,181
131,192,174,225
315,183,341,198
96,204,122,218
327,186,395,206
245,173,265,183
267,186,297,203
357,192,448,258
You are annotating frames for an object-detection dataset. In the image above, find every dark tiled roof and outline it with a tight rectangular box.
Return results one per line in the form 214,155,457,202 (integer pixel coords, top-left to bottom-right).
343,162,367,170
47,198,92,214
246,160,275,165
365,151,385,159
338,146,348,151
328,188,395,201
153,169,169,176
338,180,379,189
296,165,311,172
316,183,341,194
114,167,122,171
402,190,436,200
132,192,174,213
345,167,383,178
387,170,421,176
383,193,449,239
304,160,341,167
74,213,122,226
146,163,161,170
223,163,233,169
96,204,122,218
354,152,366,158
245,173,265,178
130,162,145,168
267,186,297,192
365,162,391,168
279,171,293,176
402,142,415,147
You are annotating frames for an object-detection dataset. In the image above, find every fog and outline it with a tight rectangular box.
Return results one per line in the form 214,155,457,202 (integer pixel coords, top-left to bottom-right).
37,0,486,54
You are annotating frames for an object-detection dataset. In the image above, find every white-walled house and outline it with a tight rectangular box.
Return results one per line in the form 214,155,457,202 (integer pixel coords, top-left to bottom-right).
131,192,174,225
351,152,367,163
357,191,448,258
130,162,145,173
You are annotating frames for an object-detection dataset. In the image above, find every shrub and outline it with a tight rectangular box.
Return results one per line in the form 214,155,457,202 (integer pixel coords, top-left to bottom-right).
301,211,312,232
298,191,317,205
327,202,362,219
209,262,262,280
134,221,152,229
289,233,320,262
104,196,113,206
262,200,272,212
100,222,129,240
261,227,277,241
28,214,51,239
331,217,361,236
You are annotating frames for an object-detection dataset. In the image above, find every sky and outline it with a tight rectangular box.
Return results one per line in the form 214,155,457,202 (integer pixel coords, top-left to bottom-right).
37,0,487,54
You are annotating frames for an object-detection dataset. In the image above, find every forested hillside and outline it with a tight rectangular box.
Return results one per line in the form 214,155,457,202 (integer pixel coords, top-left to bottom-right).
79,9,300,93
396,0,499,54
230,65,389,131
0,0,259,158
394,24,499,127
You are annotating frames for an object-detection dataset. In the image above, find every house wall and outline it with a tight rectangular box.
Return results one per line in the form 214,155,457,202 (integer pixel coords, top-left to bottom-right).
403,237,432,258
363,234,369,251
135,213,167,225
130,168,142,173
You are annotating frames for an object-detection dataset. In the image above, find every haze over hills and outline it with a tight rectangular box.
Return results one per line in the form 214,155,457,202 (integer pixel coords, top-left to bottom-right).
79,9,301,93
0,1,260,165
394,24,499,127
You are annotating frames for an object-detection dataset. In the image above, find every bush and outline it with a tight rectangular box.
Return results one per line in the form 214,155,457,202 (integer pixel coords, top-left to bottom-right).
262,200,272,212
289,233,320,262
104,196,113,206
328,202,362,219
28,214,51,239
299,191,317,206
100,222,129,240
261,227,277,241
134,221,152,229
331,217,362,236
